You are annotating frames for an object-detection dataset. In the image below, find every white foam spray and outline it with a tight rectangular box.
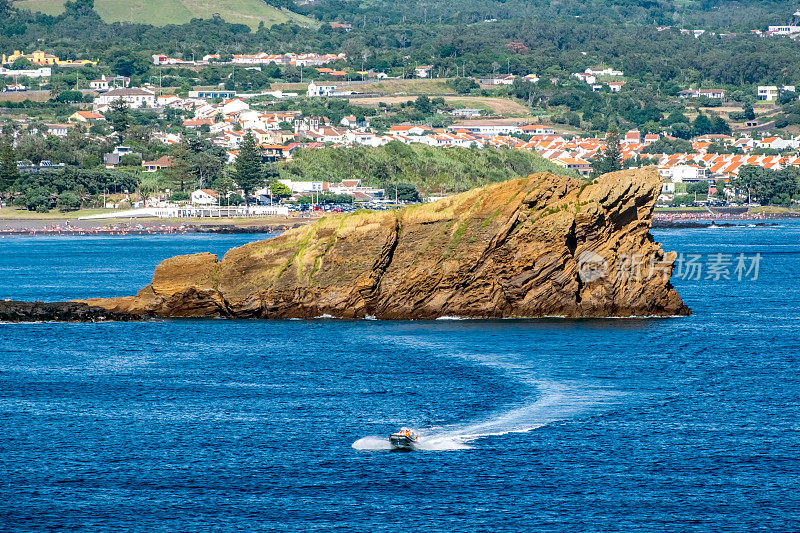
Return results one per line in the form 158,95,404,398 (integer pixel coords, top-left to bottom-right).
352,336,621,452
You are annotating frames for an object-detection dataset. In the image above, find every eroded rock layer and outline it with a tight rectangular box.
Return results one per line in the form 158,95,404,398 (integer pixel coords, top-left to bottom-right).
81,168,689,320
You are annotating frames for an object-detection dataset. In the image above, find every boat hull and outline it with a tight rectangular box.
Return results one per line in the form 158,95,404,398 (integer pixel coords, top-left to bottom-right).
389,434,416,451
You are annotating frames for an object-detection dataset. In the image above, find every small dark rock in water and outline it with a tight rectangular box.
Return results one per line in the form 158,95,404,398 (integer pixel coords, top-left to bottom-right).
0,300,139,323
651,220,778,229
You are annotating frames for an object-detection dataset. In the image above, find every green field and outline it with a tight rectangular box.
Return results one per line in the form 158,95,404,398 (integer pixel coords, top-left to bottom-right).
13,0,316,29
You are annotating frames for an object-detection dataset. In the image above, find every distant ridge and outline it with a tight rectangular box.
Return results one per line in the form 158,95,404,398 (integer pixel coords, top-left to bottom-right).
13,0,316,29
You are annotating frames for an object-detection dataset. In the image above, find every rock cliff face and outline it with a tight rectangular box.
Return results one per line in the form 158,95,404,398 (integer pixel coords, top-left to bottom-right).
81,168,689,320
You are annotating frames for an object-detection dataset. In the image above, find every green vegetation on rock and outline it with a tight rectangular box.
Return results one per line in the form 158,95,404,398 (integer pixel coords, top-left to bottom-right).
279,142,579,193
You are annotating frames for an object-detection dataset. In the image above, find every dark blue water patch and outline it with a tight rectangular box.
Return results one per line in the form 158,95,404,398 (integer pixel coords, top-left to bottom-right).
0,233,275,301
1,223,800,531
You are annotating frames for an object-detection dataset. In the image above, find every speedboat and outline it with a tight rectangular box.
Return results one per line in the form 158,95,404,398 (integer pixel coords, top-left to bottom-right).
389,428,418,451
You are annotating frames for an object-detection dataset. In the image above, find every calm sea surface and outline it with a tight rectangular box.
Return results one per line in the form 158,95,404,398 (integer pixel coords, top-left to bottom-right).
1,224,799,531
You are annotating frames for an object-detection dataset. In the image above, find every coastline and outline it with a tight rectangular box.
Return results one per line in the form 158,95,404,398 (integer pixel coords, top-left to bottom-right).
0,216,316,236
3,207,799,236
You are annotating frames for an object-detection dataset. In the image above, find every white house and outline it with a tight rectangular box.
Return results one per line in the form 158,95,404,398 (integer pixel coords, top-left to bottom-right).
278,179,325,194
519,124,555,135
307,81,336,97
757,136,800,150
767,25,800,35
659,165,708,183
46,124,70,137
679,88,725,99
447,123,522,135
757,85,796,101
188,90,237,99
450,108,482,118
221,98,250,115
0,66,51,78
191,189,221,205
345,131,384,147
89,75,129,92
572,72,597,85
606,81,626,93
389,124,428,136
94,87,156,109
481,75,516,85
553,156,591,176
585,67,624,77
414,65,433,78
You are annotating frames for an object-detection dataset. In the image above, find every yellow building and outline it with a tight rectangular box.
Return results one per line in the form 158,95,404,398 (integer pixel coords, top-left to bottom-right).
57,58,98,67
2,50,97,67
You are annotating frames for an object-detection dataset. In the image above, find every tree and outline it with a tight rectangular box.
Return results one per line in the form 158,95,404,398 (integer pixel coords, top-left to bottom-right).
138,174,161,203
106,99,131,141
414,95,432,114
670,122,693,139
24,187,52,212
119,153,142,167
743,104,756,121
64,0,97,17
107,50,149,77
448,77,479,94
643,138,693,155
778,89,797,106
10,58,32,70
0,140,20,192
686,181,709,195
269,180,292,199
692,113,712,136
163,143,193,192
233,131,265,206
709,115,731,135
386,182,420,202
193,151,224,187
591,127,622,178
734,165,800,205
211,175,234,205
55,90,84,103
57,191,81,212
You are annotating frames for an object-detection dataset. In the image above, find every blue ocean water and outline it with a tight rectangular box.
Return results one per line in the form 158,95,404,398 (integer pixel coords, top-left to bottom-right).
1,224,799,531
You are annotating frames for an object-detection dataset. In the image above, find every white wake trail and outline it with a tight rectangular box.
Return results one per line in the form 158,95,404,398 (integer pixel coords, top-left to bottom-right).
352,336,621,452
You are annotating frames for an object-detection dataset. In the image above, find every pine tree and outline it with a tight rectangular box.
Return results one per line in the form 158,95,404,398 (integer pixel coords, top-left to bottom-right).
234,131,265,206
591,127,622,178
106,99,131,141
0,139,20,192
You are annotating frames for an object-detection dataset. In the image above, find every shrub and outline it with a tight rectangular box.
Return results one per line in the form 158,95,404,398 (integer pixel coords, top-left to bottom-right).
57,191,81,212
24,187,51,212
169,191,190,202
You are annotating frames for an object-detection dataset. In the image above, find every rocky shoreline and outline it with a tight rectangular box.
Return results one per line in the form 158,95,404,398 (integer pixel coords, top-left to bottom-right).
0,300,139,322
0,222,307,236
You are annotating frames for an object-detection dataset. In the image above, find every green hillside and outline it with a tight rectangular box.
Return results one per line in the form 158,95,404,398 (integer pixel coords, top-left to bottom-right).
13,0,316,29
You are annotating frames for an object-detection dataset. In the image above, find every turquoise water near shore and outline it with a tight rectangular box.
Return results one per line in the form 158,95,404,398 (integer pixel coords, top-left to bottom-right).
1,224,799,531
